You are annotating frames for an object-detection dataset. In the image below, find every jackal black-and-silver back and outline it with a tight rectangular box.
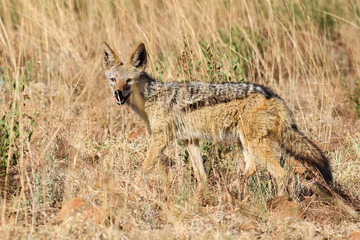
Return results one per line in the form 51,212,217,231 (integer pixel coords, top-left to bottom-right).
144,81,277,111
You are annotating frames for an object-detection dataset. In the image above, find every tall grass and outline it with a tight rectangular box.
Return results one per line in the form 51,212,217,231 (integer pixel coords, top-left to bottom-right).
1,0,360,238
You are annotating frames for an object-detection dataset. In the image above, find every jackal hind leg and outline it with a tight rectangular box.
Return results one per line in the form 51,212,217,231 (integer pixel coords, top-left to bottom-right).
235,141,256,178
245,138,285,189
242,147,257,177
185,139,208,198
186,140,207,184
235,144,255,197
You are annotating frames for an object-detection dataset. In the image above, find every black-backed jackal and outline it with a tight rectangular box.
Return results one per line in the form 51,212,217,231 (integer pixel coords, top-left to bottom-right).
102,42,333,188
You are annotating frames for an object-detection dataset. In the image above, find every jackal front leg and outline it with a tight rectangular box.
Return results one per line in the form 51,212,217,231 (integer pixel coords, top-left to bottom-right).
142,135,166,173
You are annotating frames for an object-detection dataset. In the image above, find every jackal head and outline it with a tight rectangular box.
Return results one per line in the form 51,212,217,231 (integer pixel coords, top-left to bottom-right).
102,42,147,105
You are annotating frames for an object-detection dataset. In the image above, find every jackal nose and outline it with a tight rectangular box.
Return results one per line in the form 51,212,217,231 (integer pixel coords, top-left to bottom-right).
114,90,125,105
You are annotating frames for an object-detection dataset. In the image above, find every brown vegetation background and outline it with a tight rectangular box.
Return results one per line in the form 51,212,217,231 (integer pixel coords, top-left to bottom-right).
0,0,360,239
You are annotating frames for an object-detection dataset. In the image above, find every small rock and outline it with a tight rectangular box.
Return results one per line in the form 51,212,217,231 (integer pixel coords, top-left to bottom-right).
268,195,300,220
348,232,360,240
240,222,257,231
81,205,111,224
312,235,327,240
128,127,146,140
56,197,86,221
123,223,132,231
56,197,111,224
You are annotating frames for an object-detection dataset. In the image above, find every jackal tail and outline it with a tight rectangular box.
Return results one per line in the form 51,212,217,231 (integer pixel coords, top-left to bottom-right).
278,104,360,219
277,109,333,184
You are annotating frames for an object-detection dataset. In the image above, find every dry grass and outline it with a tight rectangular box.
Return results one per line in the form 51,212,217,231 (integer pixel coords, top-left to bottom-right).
1,0,360,239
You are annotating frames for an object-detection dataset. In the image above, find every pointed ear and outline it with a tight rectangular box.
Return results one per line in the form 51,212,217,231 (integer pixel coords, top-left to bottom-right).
103,42,121,69
129,43,147,69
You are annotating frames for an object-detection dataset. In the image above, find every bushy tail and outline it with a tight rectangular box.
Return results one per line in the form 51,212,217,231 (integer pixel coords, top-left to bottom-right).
279,122,360,219
274,101,360,219
278,118,333,184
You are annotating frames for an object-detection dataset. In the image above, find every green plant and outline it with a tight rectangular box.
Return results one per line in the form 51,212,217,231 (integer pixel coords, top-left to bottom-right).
176,41,197,82
201,141,235,179
279,1,342,39
247,172,277,207
0,61,37,173
218,26,267,79
0,108,36,174
342,76,360,118
350,78,360,118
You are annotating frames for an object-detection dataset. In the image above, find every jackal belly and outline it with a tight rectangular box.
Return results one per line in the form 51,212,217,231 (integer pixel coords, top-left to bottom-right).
174,101,242,141
172,93,275,142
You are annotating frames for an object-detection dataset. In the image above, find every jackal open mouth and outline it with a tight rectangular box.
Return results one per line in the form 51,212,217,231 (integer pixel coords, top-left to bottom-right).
114,90,129,105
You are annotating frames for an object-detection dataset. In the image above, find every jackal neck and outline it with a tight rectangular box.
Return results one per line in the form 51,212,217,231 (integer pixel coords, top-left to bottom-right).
126,74,153,129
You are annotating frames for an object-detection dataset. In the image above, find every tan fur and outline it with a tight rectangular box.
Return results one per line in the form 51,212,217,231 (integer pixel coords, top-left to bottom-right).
102,42,333,187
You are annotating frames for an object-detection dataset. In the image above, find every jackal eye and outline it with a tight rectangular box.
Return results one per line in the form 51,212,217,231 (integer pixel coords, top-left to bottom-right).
110,77,116,83
126,78,132,84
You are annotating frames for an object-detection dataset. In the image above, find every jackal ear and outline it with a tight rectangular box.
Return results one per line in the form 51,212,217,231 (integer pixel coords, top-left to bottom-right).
103,42,121,69
130,43,147,70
